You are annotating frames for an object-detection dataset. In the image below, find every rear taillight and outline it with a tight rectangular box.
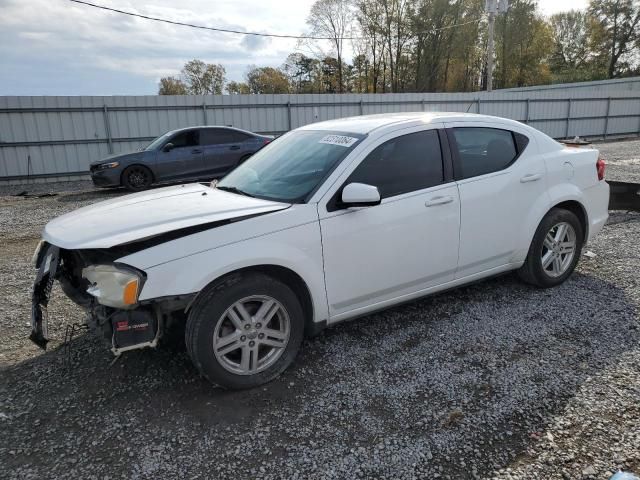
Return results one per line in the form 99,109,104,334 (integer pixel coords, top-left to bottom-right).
263,139,271,145
596,156,606,181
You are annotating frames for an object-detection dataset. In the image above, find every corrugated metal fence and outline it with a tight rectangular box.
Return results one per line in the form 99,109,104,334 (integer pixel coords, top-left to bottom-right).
1,77,640,181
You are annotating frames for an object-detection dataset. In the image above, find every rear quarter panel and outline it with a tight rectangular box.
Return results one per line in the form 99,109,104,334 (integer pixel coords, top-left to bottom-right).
543,146,609,243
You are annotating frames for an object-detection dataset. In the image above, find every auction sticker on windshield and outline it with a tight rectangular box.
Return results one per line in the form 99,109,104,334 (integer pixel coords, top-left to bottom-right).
318,135,359,148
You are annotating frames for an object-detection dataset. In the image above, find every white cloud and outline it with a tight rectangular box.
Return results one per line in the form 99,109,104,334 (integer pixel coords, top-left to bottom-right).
0,0,315,94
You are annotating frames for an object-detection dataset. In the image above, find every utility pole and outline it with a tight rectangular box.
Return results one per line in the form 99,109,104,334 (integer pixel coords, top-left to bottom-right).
485,0,508,92
487,6,496,92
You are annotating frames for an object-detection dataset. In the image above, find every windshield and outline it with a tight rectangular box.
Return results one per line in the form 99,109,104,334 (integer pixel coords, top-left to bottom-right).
217,130,364,202
144,132,172,151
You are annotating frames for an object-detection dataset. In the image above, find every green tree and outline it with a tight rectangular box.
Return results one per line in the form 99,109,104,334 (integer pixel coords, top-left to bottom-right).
494,0,554,88
158,76,188,95
180,59,227,94
282,53,318,93
588,0,640,78
549,10,602,82
226,81,251,94
245,66,291,93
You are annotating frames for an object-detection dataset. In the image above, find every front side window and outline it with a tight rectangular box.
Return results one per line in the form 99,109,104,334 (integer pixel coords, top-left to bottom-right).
217,130,363,202
347,129,444,199
451,127,522,179
169,130,199,148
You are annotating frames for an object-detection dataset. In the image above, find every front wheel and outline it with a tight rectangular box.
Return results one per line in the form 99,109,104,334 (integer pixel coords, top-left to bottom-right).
185,272,304,389
122,165,153,191
518,208,584,288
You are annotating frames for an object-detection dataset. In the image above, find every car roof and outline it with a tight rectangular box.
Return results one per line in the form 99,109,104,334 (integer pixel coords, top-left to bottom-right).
167,126,257,135
297,112,530,135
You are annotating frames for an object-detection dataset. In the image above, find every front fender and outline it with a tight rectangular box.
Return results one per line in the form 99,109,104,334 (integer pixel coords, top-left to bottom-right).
135,221,328,324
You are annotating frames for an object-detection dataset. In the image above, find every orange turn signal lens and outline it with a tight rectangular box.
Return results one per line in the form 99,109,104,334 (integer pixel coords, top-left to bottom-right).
123,279,139,306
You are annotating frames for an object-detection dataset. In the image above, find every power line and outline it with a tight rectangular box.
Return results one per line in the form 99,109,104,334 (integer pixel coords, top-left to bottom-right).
68,0,484,41
68,0,351,40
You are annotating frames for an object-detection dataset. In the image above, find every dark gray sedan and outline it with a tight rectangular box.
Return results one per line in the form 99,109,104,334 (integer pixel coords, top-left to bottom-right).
89,126,272,190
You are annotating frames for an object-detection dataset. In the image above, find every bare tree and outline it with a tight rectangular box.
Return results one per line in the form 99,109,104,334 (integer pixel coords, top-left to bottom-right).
307,0,354,93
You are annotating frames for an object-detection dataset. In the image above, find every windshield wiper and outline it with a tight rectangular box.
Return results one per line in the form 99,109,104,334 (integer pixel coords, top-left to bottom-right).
216,185,255,198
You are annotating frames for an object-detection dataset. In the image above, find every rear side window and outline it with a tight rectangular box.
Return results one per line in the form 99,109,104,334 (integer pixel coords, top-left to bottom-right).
451,127,524,179
347,129,444,199
201,129,251,145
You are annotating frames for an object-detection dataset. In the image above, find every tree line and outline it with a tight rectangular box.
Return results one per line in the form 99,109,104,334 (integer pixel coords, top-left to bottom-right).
159,0,640,95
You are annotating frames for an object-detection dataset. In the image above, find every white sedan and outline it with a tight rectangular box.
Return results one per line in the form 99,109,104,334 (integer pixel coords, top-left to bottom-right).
32,113,610,389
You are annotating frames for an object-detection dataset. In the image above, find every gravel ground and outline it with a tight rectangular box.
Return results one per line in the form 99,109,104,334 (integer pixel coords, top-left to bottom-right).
0,140,639,479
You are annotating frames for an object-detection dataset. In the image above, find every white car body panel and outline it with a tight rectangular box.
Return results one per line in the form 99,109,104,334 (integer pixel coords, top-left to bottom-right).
40,112,610,332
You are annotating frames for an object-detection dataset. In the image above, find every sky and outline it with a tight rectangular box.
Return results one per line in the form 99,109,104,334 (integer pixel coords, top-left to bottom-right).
0,0,589,96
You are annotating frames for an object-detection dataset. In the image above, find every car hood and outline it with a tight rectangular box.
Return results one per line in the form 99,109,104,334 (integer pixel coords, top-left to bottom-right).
90,151,144,167
43,183,290,249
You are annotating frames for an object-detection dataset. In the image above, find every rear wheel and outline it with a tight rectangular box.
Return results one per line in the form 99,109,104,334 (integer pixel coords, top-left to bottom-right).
185,272,304,389
518,208,584,288
122,165,153,191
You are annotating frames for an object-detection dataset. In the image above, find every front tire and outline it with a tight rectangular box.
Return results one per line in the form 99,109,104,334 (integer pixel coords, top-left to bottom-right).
185,272,304,389
122,165,153,191
518,208,584,288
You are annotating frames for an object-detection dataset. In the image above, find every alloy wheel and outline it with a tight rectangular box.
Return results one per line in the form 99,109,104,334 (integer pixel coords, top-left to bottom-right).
212,295,291,375
541,222,577,278
127,167,150,188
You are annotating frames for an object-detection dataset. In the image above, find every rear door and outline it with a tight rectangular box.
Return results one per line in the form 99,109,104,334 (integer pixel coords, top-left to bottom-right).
200,128,253,178
445,122,550,278
155,129,202,181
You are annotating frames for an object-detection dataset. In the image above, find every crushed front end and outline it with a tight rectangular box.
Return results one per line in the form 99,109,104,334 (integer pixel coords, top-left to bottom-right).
31,241,190,355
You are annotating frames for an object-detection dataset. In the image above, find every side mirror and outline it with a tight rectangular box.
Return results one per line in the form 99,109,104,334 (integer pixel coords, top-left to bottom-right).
163,142,175,152
341,183,381,208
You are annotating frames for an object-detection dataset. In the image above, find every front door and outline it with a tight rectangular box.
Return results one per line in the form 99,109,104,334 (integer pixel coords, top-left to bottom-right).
156,129,202,181
319,127,461,319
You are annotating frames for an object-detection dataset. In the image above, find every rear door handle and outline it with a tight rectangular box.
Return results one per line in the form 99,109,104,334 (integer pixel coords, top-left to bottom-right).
191,149,203,154
425,195,454,207
520,173,542,183
229,145,241,150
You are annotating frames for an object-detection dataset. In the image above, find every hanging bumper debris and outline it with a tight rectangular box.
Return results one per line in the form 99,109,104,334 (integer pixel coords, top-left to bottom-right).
608,181,640,212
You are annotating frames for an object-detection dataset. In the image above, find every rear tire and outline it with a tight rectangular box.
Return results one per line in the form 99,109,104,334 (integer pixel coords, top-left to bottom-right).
185,272,304,389
518,208,584,288
122,165,153,191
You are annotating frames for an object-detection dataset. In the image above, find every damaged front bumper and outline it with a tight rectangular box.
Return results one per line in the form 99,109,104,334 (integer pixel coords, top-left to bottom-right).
31,243,60,349
30,242,192,355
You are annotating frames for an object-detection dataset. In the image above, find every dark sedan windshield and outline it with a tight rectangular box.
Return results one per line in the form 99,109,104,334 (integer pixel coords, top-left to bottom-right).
216,130,364,202
144,132,172,151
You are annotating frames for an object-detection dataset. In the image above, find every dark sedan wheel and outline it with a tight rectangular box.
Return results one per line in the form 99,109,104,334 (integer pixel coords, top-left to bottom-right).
122,165,153,191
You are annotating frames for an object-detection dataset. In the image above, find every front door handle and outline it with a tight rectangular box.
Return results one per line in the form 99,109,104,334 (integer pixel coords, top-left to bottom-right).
191,149,203,154
229,145,241,150
520,173,542,183
425,195,454,207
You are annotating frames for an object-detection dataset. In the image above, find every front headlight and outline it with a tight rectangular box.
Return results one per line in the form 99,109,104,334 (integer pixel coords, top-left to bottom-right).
82,264,143,309
95,161,120,170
